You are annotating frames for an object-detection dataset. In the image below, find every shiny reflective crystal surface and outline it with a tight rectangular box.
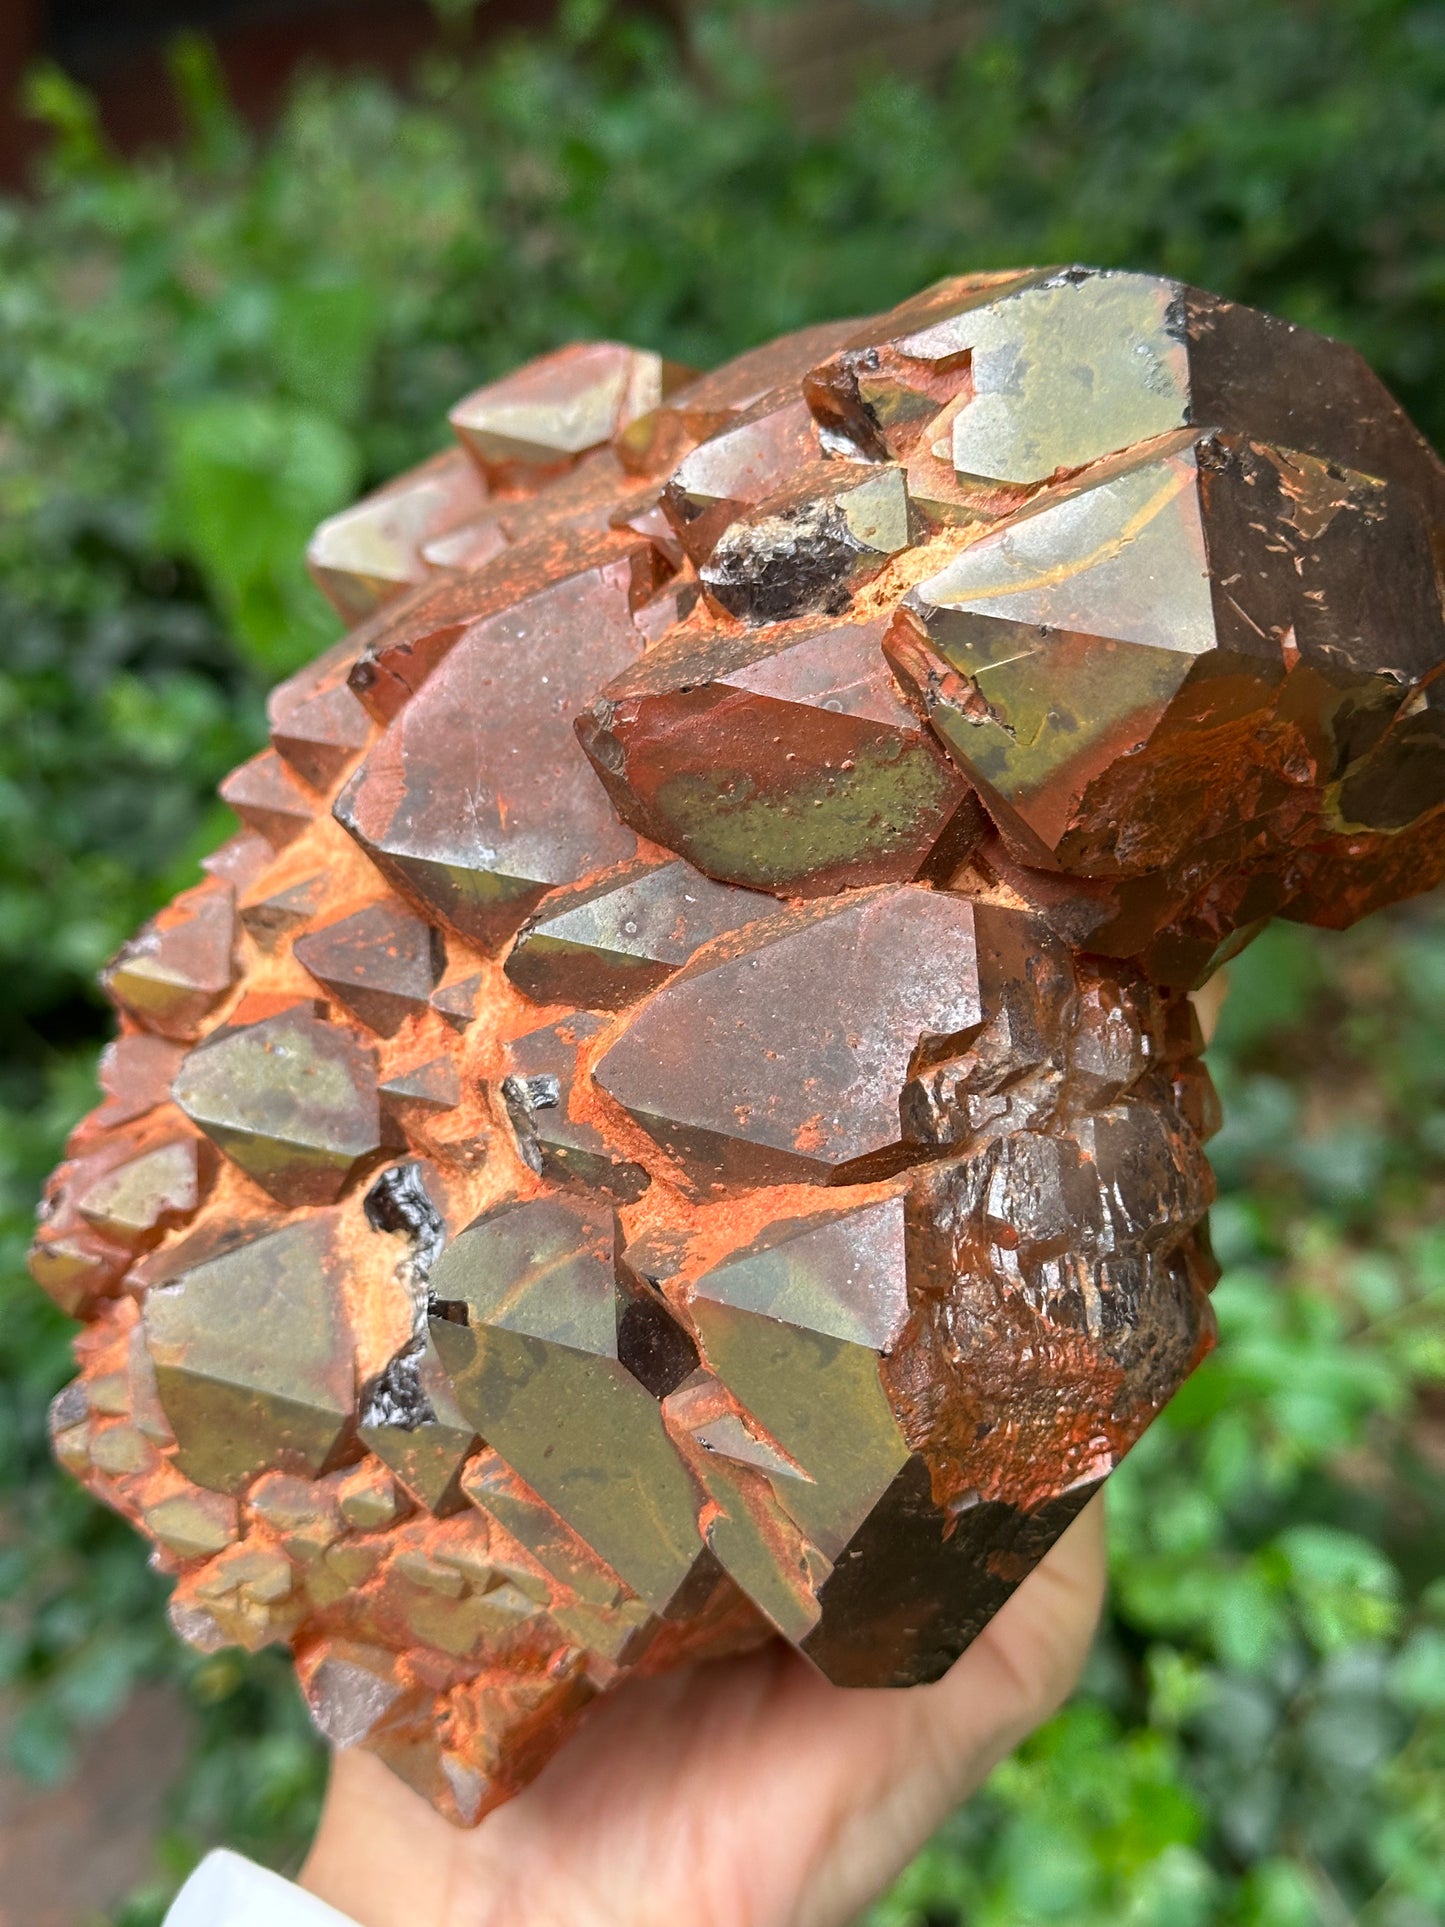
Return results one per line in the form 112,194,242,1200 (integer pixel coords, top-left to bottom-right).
33,268,1445,1825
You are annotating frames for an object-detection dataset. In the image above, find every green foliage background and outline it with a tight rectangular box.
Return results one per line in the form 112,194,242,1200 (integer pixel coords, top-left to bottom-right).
1,2,1443,1919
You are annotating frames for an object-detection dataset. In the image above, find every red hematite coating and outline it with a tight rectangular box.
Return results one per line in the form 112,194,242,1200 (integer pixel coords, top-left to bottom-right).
32,269,1445,1826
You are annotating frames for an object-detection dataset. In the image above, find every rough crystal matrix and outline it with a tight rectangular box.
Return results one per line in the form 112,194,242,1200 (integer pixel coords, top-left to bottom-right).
33,269,1445,1824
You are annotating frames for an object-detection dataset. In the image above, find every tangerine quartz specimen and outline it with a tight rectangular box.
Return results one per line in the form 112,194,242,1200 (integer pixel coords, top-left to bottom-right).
34,269,1445,1825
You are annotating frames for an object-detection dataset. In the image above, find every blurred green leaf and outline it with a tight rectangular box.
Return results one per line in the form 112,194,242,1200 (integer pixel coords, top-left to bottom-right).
20,63,111,175
1276,1527,1403,1654
1213,925,1327,1057
159,396,356,671
273,281,381,420
167,34,249,175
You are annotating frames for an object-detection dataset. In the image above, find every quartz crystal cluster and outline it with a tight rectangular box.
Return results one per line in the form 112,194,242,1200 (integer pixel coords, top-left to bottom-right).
33,269,1445,1823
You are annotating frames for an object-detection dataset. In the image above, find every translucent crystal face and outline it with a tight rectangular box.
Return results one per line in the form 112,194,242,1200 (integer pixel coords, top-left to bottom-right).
33,268,1445,1825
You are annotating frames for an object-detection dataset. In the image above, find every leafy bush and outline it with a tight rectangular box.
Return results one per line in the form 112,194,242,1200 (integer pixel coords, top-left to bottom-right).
1,3,1442,1920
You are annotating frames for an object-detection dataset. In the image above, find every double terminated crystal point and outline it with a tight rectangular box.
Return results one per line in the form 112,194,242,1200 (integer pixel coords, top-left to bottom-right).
34,269,1445,1823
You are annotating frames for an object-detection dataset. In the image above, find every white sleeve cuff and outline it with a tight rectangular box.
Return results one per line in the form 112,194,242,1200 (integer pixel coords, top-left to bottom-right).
164,1850,360,1926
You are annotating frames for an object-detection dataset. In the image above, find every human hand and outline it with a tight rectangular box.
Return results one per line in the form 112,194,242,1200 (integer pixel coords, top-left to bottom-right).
300,1494,1105,1927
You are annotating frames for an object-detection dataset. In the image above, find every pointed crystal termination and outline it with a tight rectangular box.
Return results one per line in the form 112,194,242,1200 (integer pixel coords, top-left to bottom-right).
577,617,982,897
802,270,1038,464
430,973,483,1032
143,1214,357,1493
239,872,328,953
504,857,760,1009
201,831,273,892
294,900,446,1038
267,637,374,792
219,749,316,850
620,315,862,492
340,525,670,728
37,278,1445,1828
658,395,822,564
428,1195,705,1611
593,886,986,1189
334,543,650,949
308,447,489,625
73,1136,213,1245
91,1034,188,1131
686,1200,913,1582
28,1121,215,1319
501,1013,650,1202
102,880,238,1041
171,1007,382,1205
381,1056,463,1113
450,342,695,481
884,430,1445,903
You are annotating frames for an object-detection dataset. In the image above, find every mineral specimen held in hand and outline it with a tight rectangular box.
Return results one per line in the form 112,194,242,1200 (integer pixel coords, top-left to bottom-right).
35,268,1445,1826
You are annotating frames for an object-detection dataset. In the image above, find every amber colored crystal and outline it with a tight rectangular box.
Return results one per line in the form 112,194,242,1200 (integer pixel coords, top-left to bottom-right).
34,268,1445,1826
